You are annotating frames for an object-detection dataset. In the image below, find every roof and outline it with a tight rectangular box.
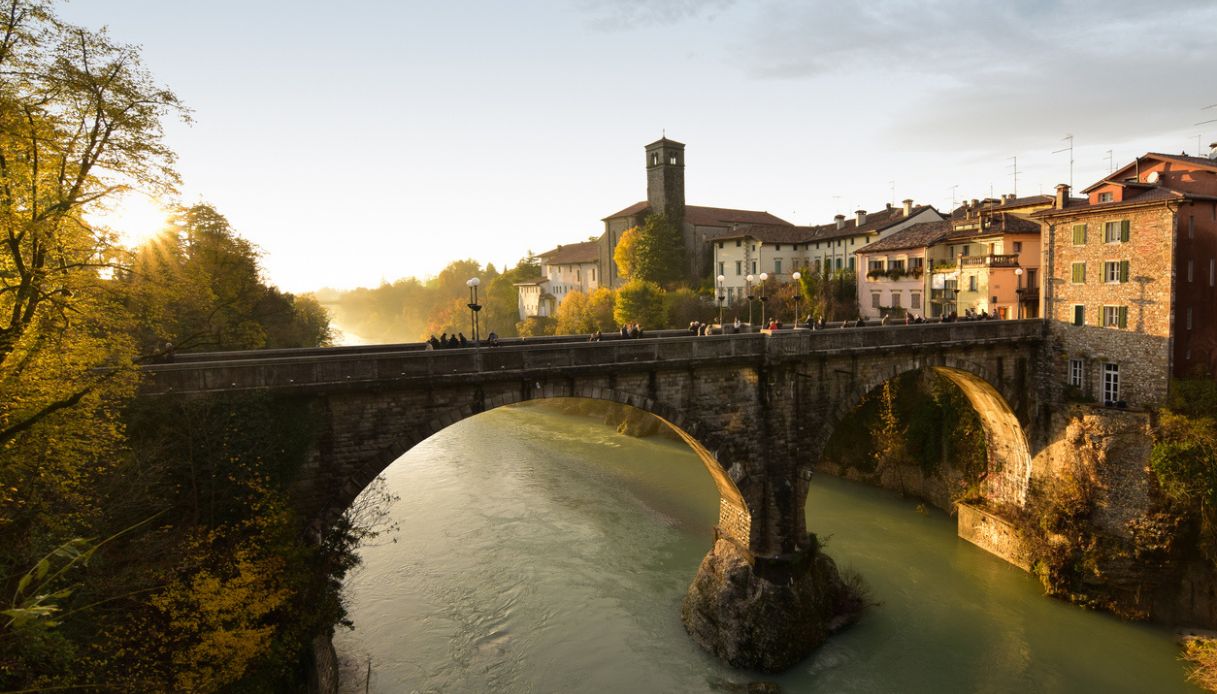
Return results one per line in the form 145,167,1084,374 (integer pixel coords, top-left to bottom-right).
856,221,951,254
538,240,599,264
512,278,550,287
601,201,792,226
706,224,817,244
1083,152,1217,193
1031,186,1217,218
947,213,1041,241
646,136,685,149
810,204,939,242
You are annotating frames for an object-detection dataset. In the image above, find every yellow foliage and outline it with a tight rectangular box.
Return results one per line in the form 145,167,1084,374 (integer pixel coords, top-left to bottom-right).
1185,636,1217,692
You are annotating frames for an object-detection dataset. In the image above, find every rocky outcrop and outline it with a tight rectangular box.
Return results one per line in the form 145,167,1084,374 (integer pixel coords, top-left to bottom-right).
682,536,864,673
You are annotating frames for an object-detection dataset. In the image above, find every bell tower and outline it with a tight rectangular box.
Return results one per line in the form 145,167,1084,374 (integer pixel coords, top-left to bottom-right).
645,137,685,220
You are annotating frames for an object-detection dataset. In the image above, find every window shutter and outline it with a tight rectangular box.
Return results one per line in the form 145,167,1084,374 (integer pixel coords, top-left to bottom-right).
1119,260,1129,282
1118,306,1128,328
1120,220,1130,242
1072,224,1086,244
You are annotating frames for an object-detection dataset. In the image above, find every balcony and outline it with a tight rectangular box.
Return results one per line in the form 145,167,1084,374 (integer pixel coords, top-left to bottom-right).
865,267,925,282
960,254,1020,268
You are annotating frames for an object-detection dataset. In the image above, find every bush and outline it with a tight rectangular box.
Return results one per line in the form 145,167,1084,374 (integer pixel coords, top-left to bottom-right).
613,280,666,328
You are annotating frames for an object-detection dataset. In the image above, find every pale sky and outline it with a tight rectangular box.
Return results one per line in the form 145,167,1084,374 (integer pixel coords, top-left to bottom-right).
61,1,1217,293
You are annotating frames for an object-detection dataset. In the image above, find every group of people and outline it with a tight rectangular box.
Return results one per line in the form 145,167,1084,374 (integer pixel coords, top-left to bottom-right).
619,323,645,339
426,332,469,349
687,320,715,336
942,308,1000,322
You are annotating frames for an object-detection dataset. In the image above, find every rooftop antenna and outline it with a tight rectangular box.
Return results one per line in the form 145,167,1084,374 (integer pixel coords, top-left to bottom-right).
889,180,896,207
1053,134,1074,189
1104,149,1113,173
1007,156,1022,197
949,184,959,212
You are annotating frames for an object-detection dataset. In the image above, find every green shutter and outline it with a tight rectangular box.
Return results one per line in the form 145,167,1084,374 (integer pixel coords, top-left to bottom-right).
1118,306,1128,328
1120,219,1130,242
1072,224,1087,244
1119,260,1129,283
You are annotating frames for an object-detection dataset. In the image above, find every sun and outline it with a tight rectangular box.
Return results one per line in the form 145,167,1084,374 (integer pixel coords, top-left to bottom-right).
87,190,173,246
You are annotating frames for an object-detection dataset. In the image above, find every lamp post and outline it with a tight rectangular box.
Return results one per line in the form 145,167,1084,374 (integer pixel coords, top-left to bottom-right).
466,277,482,343
717,274,726,329
1014,267,1024,320
745,273,755,329
791,271,802,327
759,272,769,327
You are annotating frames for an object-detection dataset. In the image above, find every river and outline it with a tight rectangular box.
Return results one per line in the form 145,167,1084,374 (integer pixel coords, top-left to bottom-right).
333,403,1197,693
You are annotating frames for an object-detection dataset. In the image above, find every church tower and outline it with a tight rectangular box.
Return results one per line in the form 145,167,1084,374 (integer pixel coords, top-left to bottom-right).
645,137,685,220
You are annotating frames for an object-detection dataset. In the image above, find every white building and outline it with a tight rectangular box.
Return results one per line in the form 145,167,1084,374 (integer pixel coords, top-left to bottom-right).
516,240,601,320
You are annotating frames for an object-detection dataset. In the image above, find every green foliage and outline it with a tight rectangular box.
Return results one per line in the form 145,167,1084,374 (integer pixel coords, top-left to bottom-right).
124,204,333,353
516,315,557,337
663,287,708,327
555,290,592,335
613,280,667,328
613,214,686,286
799,267,858,322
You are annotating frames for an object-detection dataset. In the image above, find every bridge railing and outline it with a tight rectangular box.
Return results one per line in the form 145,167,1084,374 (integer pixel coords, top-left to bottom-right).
137,320,1043,395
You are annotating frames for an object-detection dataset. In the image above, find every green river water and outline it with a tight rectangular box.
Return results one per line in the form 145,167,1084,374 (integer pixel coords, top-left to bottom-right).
333,403,1197,693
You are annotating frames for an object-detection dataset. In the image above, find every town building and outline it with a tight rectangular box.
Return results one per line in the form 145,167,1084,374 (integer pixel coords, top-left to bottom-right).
811,201,942,277
855,220,951,319
1032,146,1217,407
514,240,601,320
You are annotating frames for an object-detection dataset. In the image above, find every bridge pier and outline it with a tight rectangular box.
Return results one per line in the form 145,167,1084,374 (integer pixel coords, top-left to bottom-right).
682,534,862,672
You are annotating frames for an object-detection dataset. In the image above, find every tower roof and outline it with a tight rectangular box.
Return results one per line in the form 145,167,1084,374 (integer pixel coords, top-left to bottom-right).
645,137,685,149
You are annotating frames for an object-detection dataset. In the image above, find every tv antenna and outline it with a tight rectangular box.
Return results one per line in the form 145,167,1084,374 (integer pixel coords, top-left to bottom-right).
1104,149,1113,173
949,184,959,212
889,180,895,207
1053,134,1074,189
1007,156,1022,196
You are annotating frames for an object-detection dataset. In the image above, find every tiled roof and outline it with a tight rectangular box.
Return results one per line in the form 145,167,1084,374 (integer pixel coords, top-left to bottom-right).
512,278,550,287
706,224,817,244
810,204,938,241
1083,152,1217,193
1144,152,1217,170
1029,187,1203,217
856,221,951,254
601,201,792,226
538,240,599,264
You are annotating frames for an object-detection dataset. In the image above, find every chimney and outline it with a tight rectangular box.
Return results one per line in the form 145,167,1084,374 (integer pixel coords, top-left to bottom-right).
902,198,913,217
855,209,867,227
1055,183,1070,209
886,202,893,210
834,214,846,230
1210,142,1217,161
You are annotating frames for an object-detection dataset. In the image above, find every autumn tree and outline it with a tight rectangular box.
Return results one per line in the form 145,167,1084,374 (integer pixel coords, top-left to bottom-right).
613,213,686,286
555,289,591,335
585,287,616,332
613,280,666,328
664,287,708,327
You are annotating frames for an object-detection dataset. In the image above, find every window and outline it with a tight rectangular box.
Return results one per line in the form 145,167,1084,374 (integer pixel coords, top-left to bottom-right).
1071,262,1087,284
1102,363,1120,404
968,275,977,291
1073,305,1085,326
1072,224,1087,245
849,257,856,270
1104,220,1130,243
735,239,741,247
851,238,855,246
719,261,725,276
871,292,881,308
1103,260,1129,283
751,244,756,252
961,246,970,257
1013,241,1022,252
651,153,658,166
870,259,884,271
1069,359,1084,387
774,259,783,274
1098,192,1114,203
776,244,782,251
910,257,924,270
891,292,902,308
911,292,921,309
752,261,757,273
735,260,742,275
1102,305,1128,328
668,153,677,165
890,259,906,271
836,258,843,270
718,241,723,249
814,259,822,272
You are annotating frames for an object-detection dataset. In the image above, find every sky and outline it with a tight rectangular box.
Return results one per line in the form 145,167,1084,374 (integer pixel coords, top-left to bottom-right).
60,0,1217,294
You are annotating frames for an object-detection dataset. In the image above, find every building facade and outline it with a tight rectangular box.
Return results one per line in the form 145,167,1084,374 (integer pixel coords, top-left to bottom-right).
1034,148,1217,407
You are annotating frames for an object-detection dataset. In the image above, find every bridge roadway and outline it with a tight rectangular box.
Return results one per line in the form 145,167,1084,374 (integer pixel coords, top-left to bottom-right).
140,319,1045,396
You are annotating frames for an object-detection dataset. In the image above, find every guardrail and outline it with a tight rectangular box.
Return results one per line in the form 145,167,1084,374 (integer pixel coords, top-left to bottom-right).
137,320,1043,395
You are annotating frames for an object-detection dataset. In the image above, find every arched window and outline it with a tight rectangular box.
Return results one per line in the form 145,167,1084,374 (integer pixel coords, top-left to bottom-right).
668,153,677,165
651,153,659,166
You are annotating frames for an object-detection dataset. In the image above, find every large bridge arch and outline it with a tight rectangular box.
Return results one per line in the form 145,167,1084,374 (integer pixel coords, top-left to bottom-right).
807,353,1033,509
318,386,753,547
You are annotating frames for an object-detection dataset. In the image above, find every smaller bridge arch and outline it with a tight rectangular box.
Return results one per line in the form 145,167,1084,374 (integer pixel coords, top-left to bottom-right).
811,354,1033,509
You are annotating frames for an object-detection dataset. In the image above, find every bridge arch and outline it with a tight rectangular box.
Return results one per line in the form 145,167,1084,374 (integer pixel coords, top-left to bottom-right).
323,386,752,547
809,354,1032,509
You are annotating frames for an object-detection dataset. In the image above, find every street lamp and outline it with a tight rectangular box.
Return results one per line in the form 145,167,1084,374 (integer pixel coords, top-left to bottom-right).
791,271,802,327
466,277,482,343
759,272,769,327
717,274,726,329
1014,267,1024,320
745,273,755,328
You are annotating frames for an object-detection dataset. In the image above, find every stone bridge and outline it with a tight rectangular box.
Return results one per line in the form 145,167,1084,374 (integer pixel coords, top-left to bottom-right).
139,320,1049,670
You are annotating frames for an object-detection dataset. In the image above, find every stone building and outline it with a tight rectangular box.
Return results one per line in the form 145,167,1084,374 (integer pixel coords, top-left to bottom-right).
1033,147,1217,407
598,138,792,287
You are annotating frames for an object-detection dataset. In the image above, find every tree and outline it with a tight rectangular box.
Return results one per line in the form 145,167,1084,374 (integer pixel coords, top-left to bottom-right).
613,280,666,328
585,287,616,332
555,289,591,335
664,287,707,327
612,214,686,286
